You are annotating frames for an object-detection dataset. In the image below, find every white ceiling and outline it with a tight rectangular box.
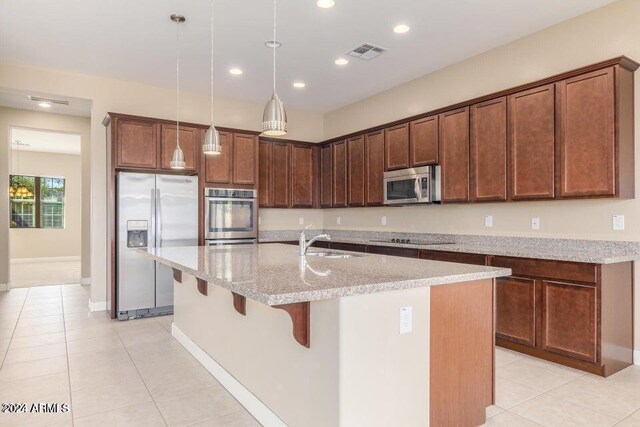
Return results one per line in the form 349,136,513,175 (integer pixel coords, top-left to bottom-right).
0,90,92,117
0,0,615,112
10,128,81,155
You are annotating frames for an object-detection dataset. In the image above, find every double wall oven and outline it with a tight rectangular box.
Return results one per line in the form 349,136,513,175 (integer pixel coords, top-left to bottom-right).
204,188,258,246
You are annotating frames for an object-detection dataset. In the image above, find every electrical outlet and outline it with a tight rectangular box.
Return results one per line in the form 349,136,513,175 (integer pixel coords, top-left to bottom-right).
613,215,625,231
336,216,341,225
298,217,304,226
531,217,540,230
381,215,387,226
399,306,412,334
484,215,493,228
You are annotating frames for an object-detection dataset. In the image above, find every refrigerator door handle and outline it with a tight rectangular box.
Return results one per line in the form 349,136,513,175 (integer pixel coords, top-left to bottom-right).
150,187,156,249
156,188,162,248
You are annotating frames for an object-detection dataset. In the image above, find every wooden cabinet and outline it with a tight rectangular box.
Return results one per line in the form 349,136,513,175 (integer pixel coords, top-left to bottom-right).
556,67,616,198
496,277,537,347
470,97,507,201
291,145,315,208
204,131,232,184
365,130,385,206
320,144,333,207
508,84,555,200
410,115,439,166
329,242,367,253
271,142,291,208
160,124,199,171
368,245,419,258
384,123,410,170
115,117,158,169
541,280,597,363
232,133,258,186
439,107,470,203
258,141,272,207
420,250,487,266
347,135,365,207
332,141,348,207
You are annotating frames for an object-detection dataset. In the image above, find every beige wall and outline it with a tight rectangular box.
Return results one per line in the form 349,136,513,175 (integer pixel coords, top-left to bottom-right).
258,208,324,231
0,107,91,285
9,150,81,259
0,65,324,301
322,0,640,352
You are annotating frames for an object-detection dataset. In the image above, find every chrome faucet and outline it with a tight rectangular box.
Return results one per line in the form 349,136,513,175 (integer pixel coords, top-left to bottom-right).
299,224,331,256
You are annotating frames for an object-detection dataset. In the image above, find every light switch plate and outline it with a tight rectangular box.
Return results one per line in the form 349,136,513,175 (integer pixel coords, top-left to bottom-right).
613,215,625,231
298,217,304,226
400,306,412,334
485,215,493,228
381,215,387,226
336,216,341,225
531,217,540,230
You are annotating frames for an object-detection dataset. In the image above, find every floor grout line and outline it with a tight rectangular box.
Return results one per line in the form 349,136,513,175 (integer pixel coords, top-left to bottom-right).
60,286,77,427
0,287,29,370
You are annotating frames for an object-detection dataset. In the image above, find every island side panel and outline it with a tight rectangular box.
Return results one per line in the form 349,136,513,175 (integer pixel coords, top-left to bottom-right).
172,275,340,427
430,279,494,427
338,287,431,427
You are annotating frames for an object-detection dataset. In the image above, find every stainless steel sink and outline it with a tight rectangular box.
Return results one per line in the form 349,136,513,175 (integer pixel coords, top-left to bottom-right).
305,251,364,259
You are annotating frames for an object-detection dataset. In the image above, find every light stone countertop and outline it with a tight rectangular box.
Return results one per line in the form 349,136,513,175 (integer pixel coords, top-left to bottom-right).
141,244,511,305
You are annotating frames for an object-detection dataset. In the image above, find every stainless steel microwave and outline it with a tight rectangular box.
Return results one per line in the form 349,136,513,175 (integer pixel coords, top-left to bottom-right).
383,166,441,205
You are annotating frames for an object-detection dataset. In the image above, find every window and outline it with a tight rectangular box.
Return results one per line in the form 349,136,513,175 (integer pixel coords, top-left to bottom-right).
9,175,66,229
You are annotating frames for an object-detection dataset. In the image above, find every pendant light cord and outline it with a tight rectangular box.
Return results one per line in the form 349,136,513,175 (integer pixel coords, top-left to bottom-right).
176,18,181,149
210,0,214,126
273,0,276,94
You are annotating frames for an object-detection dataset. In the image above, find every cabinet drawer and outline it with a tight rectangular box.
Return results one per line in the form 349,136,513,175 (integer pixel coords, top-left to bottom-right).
490,256,597,284
420,250,488,266
367,245,419,258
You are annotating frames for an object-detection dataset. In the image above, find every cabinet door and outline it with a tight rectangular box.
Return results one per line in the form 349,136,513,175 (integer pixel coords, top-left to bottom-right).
332,141,348,207
258,141,272,207
470,97,507,201
320,144,333,207
384,123,410,170
348,135,365,207
508,84,555,200
204,131,232,184
116,118,158,169
439,107,470,202
232,133,257,185
365,130,384,206
291,145,314,208
160,124,199,171
271,142,290,208
556,67,615,197
541,280,598,363
420,250,487,266
410,115,439,166
496,277,537,347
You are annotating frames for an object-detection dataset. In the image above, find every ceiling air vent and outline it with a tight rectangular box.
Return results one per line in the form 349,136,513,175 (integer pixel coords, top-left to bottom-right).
28,96,70,106
347,43,388,61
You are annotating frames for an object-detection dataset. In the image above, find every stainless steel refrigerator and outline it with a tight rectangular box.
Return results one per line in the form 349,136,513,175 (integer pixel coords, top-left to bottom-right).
117,172,198,320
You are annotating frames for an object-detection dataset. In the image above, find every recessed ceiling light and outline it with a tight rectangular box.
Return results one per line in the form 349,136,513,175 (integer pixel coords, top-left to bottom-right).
393,24,410,34
293,82,306,89
334,58,348,66
317,0,335,8
229,68,243,75
38,102,52,108
264,40,282,49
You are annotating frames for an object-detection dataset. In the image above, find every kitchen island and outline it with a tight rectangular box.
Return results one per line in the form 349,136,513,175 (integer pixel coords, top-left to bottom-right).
142,243,511,427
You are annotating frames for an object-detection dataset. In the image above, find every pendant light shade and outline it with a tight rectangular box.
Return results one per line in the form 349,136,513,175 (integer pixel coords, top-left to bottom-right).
203,0,222,155
170,14,186,170
262,0,288,136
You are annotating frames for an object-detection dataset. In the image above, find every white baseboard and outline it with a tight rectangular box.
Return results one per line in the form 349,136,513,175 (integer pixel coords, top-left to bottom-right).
634,350,640,366
10,256,81,264
0,283,7,292
172,323,286,427
81,277,91,285
88,299,107,312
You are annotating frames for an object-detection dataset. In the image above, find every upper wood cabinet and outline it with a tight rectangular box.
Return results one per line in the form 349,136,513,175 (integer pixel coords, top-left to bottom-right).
258,141,272,207
320,144,333,207
204,131,232,184
508,84,555,200
160,124,199,171
115,117,159,169
439,107,470,203
556,67,615,198
333,141,348,207
232,133,258,186
271,142,291,208
365,130,385,206
410,115,439,166
470,97,507,201
384,123,410,170
291,145,315,208
347,135,365,207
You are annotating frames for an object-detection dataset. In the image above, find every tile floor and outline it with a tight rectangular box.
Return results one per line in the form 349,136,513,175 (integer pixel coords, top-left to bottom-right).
9,260,81,288
0,284,258,426
0,284,639,426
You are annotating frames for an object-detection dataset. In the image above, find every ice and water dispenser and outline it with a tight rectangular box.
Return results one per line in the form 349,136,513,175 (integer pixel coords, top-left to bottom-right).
126,220,148,248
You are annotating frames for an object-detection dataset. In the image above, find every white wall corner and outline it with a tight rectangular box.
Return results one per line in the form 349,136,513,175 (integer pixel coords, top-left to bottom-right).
0,283,7,292
88,299,107,312
634,350,640,366
81,277,91,285
171,323,286,427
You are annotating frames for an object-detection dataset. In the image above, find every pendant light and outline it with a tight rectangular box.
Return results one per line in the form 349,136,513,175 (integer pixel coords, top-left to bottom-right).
262,0,287,136
10,141,33,198
170,14,186,169
202,0,221,155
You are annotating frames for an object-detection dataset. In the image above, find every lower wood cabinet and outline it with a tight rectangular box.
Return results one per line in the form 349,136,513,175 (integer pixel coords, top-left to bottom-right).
495,277,537,348
367,245,418,258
